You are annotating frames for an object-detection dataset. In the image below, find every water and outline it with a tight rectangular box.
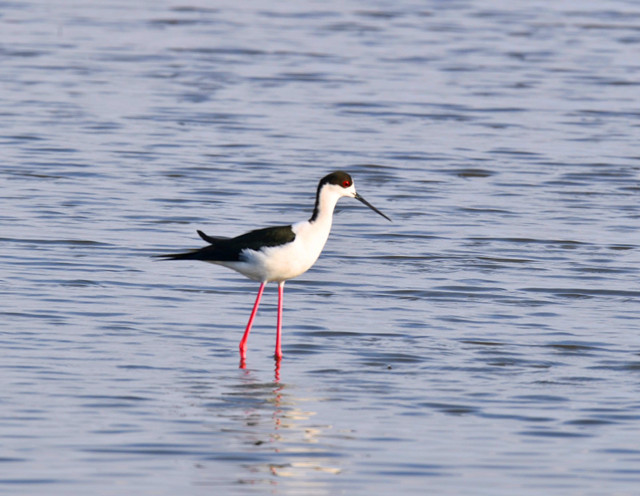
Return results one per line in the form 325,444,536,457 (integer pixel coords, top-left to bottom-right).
1,0,640,494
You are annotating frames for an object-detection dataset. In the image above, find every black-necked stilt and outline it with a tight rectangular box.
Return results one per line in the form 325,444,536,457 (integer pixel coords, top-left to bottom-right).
157,171,390,365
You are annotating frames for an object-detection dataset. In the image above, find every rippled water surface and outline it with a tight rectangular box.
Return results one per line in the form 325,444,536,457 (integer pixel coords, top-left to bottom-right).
2,0,640,494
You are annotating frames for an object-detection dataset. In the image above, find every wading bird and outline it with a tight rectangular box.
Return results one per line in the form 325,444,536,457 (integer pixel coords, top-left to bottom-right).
157,171,390,365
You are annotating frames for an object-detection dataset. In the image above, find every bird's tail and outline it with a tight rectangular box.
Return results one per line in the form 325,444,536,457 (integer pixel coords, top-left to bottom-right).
154,229,226,261
154,251,201,261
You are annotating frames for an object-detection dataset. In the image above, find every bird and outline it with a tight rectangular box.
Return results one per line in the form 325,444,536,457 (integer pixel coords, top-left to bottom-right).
156,171,391,365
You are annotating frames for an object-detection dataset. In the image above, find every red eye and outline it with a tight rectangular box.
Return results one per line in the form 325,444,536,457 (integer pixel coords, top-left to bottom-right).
342,180,351,188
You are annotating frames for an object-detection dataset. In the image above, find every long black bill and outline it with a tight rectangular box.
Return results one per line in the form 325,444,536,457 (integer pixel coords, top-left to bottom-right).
355,193,392,221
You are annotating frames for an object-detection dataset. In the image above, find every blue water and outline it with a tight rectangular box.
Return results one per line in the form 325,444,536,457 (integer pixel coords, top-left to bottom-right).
2,1,640,494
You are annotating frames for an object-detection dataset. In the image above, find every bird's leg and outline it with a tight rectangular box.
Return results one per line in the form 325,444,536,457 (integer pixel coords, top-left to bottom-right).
275,281,284,361
239,282,266,364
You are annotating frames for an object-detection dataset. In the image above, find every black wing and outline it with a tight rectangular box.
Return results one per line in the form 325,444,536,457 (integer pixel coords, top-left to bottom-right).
156,225,296,262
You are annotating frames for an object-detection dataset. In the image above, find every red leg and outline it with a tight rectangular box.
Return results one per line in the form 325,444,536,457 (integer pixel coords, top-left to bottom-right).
239,282,265,363
275,281,284,360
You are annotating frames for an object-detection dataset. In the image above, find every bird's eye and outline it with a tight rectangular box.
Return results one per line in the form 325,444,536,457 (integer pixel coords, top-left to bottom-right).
342,180,351,188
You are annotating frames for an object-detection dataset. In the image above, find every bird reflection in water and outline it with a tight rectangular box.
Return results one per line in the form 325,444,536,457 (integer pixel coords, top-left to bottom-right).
236,367,342,487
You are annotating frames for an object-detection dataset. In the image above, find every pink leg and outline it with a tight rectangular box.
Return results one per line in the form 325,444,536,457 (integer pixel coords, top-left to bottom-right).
239,282,265,362
275,281,284,360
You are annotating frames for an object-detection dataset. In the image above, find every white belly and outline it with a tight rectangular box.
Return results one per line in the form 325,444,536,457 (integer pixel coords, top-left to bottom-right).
214,220,332,282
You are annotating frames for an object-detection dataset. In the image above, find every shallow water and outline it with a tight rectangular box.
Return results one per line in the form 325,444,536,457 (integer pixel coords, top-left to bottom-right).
2,0,640,494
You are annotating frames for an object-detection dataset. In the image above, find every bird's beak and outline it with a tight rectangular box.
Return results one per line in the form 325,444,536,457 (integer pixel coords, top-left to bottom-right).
354,193,391,221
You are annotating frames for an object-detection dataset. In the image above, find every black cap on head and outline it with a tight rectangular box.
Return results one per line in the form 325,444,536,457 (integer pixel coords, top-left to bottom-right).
311,171,391,222
320,171,353,189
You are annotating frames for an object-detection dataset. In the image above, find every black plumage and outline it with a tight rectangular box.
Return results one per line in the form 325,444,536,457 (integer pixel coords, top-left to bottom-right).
156,225,296,262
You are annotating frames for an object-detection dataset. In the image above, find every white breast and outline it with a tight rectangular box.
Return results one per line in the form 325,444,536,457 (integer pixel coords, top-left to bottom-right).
258,219,332,282
213,219,332,283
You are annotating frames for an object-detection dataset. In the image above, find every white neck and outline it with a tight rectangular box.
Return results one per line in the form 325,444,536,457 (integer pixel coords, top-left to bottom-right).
311,186,340,225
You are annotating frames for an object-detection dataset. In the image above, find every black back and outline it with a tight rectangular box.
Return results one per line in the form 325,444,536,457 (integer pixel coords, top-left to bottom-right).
157,225,296,262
